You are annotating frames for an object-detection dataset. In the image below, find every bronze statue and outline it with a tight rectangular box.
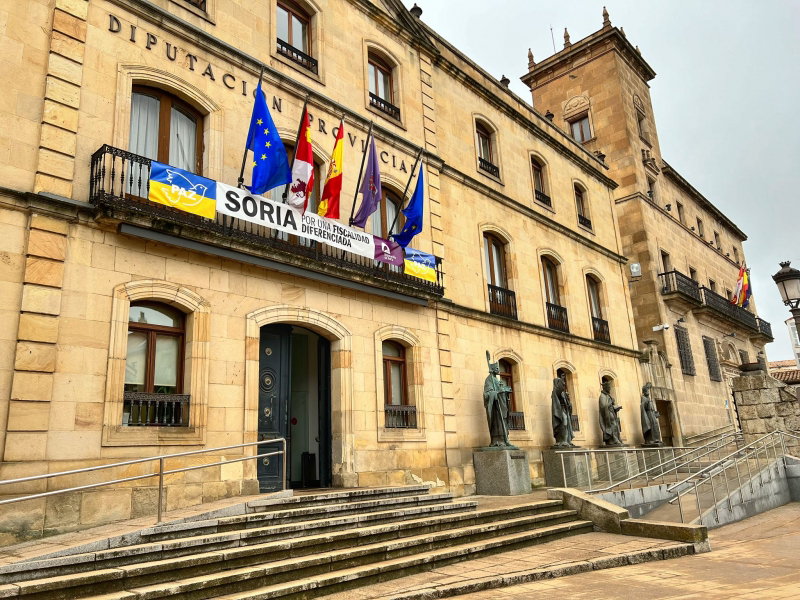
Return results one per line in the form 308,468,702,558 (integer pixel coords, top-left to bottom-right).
640,382,663,446
598,380,624,446
551,375,575,447
483,351,513,447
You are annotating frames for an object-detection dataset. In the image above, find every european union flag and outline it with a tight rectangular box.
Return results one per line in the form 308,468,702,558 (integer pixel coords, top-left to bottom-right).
392,165,424,248
246,82,291,195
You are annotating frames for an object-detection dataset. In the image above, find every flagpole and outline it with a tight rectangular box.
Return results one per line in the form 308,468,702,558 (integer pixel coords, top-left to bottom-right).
387,147,424,238
347,121,374,227
282,94,310,204
237,66,265,190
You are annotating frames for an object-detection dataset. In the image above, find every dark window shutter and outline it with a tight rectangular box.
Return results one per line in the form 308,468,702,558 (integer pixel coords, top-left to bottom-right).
675,325,696,376
703,337,722,382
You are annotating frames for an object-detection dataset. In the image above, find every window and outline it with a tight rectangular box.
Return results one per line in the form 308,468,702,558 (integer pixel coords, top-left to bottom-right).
371,188,403,240
703,337,722,382
382,341,407,406
733,247,740,264
476,122,498,176
569,114,592,143
675,325,696,376
483,233,507,289
498,360,516,412
714,231,721,250
790,323,799,346
647,178,657,202
726,289,733,302
277,1,310,54
708,279,717,293
575,185,591,229
689,267,698,281
124,302,187,426
696,218,704,237
542,257,560,305
637,112,648,142
368,54,393,103
130,86,202,174
531,157,550,206
660,250,671,273
587,276,609,343
676,202,685,224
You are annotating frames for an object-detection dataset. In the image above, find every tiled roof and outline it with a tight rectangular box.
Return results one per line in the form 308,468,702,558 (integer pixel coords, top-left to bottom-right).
771,369,800,384
769,360,797,369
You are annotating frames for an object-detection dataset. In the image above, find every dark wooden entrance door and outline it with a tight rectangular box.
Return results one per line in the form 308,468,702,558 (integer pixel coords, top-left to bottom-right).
655,400,674,447
317,336,332,488
257,324,292,492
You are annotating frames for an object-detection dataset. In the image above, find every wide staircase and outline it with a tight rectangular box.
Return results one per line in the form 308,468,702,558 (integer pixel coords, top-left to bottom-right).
0,485,594,599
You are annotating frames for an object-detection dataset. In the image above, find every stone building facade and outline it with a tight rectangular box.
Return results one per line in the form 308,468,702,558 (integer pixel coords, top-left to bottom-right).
522,10,773,443
0,0,648,534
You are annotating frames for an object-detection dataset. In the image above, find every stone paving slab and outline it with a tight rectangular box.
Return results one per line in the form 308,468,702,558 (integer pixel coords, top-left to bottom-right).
457,502,800,599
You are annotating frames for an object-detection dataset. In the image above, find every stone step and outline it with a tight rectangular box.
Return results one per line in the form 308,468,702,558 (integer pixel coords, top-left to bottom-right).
0,500,563,585
140,492,457,542
2,508,587,599
242,485,434,513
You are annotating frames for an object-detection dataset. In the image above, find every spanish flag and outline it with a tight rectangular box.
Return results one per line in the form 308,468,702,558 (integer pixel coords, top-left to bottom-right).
148,162,216,219
318,119,344,219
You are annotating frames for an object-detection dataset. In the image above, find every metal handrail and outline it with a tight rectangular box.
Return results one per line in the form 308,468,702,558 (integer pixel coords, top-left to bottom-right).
0,439,287,524
581,432,742,493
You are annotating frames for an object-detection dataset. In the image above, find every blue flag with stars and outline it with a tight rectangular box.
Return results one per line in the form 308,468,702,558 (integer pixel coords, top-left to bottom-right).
392,164,424,248
246,82,291,195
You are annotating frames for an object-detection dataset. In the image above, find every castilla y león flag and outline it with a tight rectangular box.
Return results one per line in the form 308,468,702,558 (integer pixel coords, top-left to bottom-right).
286,107,314,213
317,119,344,219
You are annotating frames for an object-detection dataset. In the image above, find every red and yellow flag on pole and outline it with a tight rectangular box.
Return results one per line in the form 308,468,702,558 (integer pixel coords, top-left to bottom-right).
317,119,344,219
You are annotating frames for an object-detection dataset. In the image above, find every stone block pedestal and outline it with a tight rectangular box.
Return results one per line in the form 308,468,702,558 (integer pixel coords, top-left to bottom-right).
473,448,531,496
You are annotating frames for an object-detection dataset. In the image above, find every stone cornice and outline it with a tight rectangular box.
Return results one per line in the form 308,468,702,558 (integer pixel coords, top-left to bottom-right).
343,0,439,56
436,300,642,359
661,161,747,242
522,27,656,86
440,164,627,264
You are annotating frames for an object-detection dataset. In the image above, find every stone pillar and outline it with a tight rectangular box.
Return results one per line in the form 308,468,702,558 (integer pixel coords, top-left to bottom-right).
4,215,69,461
732,372,800,451
34,0,89,198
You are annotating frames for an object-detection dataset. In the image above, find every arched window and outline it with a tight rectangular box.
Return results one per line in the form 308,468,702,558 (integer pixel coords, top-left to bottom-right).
382,341,407,406
276,1,317,73
476,122,499,177
130,86,202,174
498,359,524,431
531,157,551,207
557,367,579,432
484,233,516,318
368,53,393,103
371,188,403,239
575,184,592,229
543,257,568,332
587,275,610,343
124,302,187,426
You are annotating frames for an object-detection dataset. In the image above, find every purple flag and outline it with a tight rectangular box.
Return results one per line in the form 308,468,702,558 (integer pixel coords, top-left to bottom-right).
351,136,382,228
373,236,403,266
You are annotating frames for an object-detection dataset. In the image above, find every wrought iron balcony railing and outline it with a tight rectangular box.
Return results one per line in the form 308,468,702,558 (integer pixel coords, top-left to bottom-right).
369,93,401,121
535,189,552,208
478,157,500,178
578,214,592,229
123,392,190,427
89,145,444,297
592,317,611,344
700,286,758,330
659,270,702,303
488,284,518,320
757,317,773,339
384,404,417,429
507,411,525,431
276,39,318,74
546,302,569,333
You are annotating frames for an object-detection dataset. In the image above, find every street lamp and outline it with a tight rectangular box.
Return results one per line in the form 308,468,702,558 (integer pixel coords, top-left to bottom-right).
772,261,800,334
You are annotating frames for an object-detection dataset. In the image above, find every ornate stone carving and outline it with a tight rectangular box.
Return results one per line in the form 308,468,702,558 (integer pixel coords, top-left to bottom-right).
563,95,589,117
633,93,645,114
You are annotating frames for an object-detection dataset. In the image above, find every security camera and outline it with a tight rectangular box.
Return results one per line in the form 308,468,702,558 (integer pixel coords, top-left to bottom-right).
652,324,670,332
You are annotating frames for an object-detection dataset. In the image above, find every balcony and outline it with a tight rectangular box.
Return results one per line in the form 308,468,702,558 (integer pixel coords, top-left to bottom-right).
578,214,592,229
488,284,517,320
384,405,417,429
534,189,552,208
757,318,773,340
658,270,702,311
546,302,569,333
506,411,525,431
276,39,318,74
369,93,401,121
592,317,611,344
478,157,500,178
123,392,190,427
699,286,758,330
89,145,444,298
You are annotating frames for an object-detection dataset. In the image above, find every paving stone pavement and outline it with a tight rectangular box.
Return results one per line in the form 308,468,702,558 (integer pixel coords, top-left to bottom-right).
458,502,800,599
322,502,800,600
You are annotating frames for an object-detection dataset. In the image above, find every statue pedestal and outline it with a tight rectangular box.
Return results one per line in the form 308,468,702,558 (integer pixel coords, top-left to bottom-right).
642,442,665,448
542,448,581,487
473,448,531,496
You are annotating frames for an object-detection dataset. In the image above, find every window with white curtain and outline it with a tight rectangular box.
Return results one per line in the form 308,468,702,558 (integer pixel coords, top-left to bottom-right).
129,86,202,176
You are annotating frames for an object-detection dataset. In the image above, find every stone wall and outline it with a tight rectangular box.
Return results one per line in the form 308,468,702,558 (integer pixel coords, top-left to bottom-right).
732,372,800,448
